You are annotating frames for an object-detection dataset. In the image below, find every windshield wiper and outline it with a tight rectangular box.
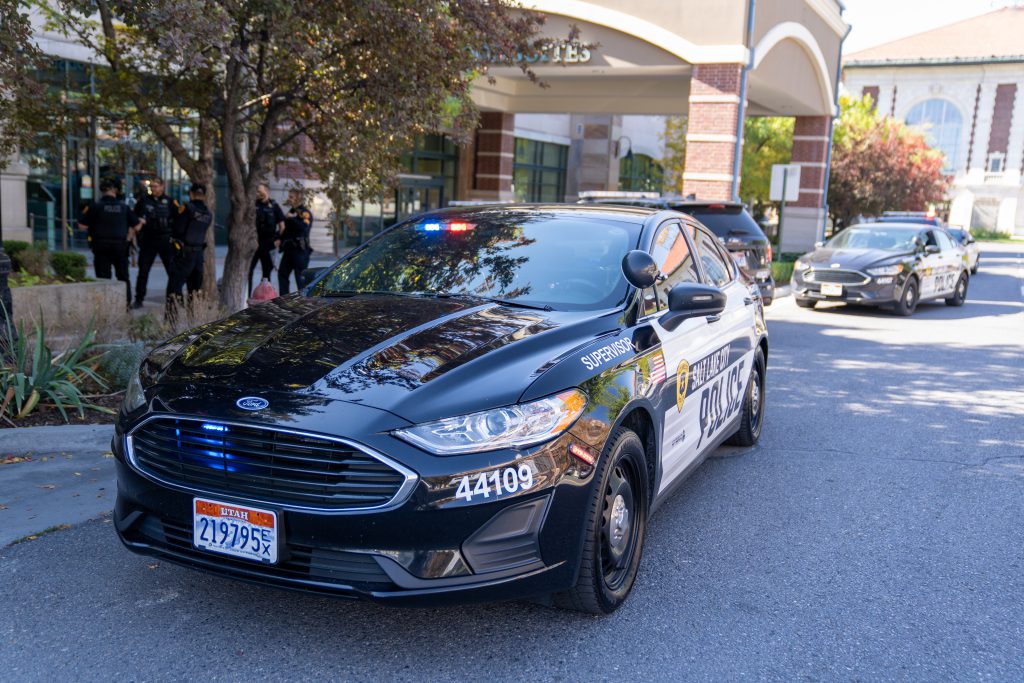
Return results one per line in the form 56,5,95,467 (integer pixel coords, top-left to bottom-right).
434,292,553,311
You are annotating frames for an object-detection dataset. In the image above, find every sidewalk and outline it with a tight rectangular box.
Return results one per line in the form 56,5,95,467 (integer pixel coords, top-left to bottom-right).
0,425,116,546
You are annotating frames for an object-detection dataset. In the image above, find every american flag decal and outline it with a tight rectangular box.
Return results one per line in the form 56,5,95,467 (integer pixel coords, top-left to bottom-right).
650,352,667,384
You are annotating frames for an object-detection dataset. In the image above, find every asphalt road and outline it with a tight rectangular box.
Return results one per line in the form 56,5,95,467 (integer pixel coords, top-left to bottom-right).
1,242,1022,682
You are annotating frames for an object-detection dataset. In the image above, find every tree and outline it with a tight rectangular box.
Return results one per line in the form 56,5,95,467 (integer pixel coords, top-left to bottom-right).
739,116,793,221
828,94,948,229
660,115,686,194
0,1,47,164
39,1,545,310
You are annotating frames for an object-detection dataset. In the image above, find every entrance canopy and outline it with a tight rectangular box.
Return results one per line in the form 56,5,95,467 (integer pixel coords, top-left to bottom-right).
472,0,846,117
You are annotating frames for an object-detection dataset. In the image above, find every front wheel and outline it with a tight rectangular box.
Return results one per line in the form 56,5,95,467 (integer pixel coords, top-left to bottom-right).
945,273,968,306
555,428,649,614
893,277,918,316
727,347,766,447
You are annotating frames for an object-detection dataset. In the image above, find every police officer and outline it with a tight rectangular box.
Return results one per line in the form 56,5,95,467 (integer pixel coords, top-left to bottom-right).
167,183,213,314
132,177,179,309
248,183,285,294
77,178,142,306
277,189,313,295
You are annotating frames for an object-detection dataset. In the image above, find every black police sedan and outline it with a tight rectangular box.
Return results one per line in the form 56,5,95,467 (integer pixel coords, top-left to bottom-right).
792,222,969,315
581,195,776,305
115,205,768,614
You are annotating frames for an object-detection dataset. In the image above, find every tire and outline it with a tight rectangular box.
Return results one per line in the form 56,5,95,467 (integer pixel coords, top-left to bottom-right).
971,259,979,275
945,272,968,306
727,347,766,447
554,428,649,614
795,297,817,309
893,277,918,316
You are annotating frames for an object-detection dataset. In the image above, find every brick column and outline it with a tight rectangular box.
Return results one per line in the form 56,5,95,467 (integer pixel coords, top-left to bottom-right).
682,63,744,201
779,115,832,252
471,112,515,201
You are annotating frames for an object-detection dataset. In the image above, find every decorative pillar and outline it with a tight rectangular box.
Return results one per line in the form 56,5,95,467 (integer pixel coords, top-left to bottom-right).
471,112,515,201
682,63,744,201
779,116,831,252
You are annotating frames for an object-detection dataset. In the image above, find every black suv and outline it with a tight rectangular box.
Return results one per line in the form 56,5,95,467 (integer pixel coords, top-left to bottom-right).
581,196,775,305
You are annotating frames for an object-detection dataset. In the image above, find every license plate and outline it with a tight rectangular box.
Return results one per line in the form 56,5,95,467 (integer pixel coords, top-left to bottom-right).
756,269,770,280
193,497,278,564
820,283,843,296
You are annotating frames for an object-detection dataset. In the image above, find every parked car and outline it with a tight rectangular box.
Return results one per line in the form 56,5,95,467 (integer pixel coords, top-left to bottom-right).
947,227,981,274
580,194,775,305
114,204,768,614
791,222,969,315
880,211,946,227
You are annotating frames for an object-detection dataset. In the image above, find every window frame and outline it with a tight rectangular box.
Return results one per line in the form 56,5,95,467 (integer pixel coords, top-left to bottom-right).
638,219,704,321
689,222,736,288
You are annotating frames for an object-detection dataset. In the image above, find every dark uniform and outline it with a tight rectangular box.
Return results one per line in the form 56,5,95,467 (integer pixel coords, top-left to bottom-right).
78,195,139,305
133,193,179,306
167,198,213,307
249,197,285,293
278,204,313,295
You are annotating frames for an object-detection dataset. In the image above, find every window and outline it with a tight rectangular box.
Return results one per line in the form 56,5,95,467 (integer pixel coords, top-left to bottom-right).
987,153,1005,174
619,153,664,192
645,222,699,316
935,230,957,252
905,99,963,172
691,227,733,288
512,139,568,202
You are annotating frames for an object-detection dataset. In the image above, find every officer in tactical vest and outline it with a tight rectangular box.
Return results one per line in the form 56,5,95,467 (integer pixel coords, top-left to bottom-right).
277,189,314,295
132,177,179,309
77,178,142,306
167,183,214,312
248,183,285,294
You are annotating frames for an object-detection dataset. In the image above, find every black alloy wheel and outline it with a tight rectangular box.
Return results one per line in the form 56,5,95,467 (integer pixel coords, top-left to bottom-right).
727,347,766,447
555,428,649,614
945,273,968,307
894,277,919,316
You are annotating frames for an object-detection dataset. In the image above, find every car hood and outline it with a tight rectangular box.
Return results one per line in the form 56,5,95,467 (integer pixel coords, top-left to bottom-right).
142,294,620,424
804,248,912,271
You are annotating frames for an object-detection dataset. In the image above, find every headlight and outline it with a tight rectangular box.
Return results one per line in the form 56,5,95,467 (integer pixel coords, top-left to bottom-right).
867,264,904,276
394,389,587,455
794,259,808,271
122,371,146,413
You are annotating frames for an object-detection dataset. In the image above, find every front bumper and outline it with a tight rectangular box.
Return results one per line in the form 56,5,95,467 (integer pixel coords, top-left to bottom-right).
755,277,775,305
112,415,595,607
792,272,902,306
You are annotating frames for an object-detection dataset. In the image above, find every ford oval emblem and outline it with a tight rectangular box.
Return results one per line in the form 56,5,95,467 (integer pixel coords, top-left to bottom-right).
236,396,269,411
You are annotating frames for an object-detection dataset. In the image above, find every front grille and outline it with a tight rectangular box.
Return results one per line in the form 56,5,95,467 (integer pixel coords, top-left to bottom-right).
804,269,869,285
128,417,410,510
130,515,394,589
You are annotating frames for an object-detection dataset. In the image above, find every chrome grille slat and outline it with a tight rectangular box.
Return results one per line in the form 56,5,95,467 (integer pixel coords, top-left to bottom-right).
127,416,414,511
805,269,870,285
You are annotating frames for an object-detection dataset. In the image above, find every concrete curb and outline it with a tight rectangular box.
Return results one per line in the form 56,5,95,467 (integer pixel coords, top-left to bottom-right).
2,424,114,457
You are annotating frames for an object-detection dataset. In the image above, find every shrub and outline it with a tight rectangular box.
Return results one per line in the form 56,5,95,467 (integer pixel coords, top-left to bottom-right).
0,307,110,422
17,242,50,278
127,313,167,343
771,261,795,284
96,341,148,391
970,227,1015,242
51,252,88,281
2,240,31,271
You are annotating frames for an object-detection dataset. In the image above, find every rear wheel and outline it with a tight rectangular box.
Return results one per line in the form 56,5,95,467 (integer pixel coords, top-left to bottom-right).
795,297,817,309
893,277,918,316
727,347,766,447
555,428,648,614
945,272,968,306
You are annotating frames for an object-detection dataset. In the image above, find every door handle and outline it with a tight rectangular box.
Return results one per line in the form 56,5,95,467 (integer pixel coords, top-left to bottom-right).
743,297,755,306
705,314,722,323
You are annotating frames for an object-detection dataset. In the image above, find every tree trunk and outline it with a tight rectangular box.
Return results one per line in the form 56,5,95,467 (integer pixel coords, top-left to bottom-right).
221,188,258,311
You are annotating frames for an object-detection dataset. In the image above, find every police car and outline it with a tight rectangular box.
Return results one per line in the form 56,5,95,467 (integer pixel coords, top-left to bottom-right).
114,205,768,614
792,222,969,315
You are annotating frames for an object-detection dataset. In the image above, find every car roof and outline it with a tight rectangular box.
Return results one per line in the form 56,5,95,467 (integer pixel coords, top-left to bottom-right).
582,197,745,210
847,222,930,231
425,203,659,225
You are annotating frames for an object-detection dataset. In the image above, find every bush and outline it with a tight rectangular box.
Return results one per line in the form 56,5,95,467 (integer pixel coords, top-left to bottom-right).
771,261,795,284
51,252,88,281
970,227,1015,242
2,240,31,271
96,341,148,391
17,242,50,278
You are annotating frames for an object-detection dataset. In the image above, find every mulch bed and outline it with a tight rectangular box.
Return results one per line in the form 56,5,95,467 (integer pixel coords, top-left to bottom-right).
0,393,123,429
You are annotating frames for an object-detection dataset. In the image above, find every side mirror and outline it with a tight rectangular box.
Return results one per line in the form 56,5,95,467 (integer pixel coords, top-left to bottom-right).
621,250,659,289
300,267,326,288
814,241,824,248
659,283,727,332
925,244,941,255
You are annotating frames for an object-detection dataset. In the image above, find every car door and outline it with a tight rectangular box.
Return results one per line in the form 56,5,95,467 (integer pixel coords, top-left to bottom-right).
917,229,946,299
641,221,719,492
934,229,963,293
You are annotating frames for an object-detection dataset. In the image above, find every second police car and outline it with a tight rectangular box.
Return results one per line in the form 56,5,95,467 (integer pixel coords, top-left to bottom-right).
113,204,768,614
792,222,970,315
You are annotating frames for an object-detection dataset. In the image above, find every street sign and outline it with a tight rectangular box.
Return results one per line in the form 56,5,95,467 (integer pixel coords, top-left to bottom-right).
770,164,801,202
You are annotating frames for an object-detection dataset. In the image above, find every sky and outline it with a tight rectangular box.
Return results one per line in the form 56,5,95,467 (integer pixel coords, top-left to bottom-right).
843,0,1014,54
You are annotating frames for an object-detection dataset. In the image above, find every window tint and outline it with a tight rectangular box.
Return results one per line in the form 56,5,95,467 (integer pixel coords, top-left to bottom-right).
936,230,957,252
646,222,699,315
692,227,733,288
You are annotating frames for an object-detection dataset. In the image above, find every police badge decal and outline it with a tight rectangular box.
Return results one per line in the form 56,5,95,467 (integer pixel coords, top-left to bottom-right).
676,360,690,412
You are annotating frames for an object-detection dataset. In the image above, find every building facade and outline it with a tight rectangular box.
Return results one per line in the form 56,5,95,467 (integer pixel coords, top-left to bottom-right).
844,8,1024,235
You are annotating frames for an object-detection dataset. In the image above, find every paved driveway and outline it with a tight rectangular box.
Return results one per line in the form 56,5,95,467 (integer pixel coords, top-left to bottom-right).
1,242,1022,681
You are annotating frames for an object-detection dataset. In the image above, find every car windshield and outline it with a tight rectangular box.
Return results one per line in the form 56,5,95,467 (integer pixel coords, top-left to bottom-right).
682,206,765,240
310,212,638,311
826,226,919,251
